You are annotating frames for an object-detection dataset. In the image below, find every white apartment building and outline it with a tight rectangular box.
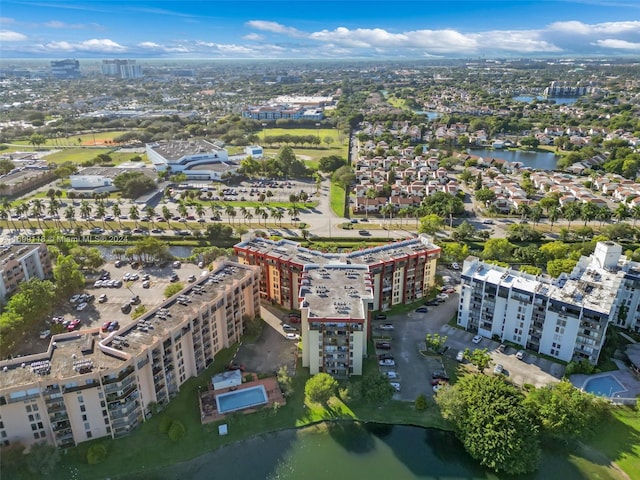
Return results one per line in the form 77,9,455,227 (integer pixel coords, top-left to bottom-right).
0,243,52,302
100,59,143,79
0,260,260,448
458,241,640,364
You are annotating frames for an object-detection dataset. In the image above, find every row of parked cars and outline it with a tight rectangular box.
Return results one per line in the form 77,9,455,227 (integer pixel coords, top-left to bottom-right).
374,315,400,393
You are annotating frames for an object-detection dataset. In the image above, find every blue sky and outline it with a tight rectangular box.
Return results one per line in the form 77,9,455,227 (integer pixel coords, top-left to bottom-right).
1,1,639,58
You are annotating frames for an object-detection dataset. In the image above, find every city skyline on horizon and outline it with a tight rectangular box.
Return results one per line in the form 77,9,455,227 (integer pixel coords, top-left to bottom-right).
1,1,639,60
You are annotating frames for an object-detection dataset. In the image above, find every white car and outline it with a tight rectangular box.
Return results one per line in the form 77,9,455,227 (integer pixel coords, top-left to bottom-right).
436,293,449,300
494,364,504,374
472,335,482,344
69,294,81,304
379,359,395,367
379,323,395,331
516,350,526,360
385,371,399,379
456,350,465,362
451,262,460,270
433,383,444,393
285,333,300,340
76,302,88,311
39,329,51,339
390,382,401,392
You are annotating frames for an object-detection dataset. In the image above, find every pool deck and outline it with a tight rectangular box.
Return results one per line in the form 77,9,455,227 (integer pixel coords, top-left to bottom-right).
199,376,286,424
570,359,640,405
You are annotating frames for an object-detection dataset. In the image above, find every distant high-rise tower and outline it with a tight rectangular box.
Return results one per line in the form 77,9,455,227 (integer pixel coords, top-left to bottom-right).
100,59,143,79
50,59,81,79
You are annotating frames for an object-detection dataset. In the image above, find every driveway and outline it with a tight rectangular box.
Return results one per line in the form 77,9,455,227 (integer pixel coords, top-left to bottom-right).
234,323,297,375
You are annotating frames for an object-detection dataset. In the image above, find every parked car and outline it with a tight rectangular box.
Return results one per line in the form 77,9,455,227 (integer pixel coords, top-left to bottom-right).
390,382,401,392
94,280,103,288
173,261,181,268
431,378,449,386
374,313,387,320
432,383,444,393
425,299,440,306
451,262,460,270
69,294,81,304
358,230,370,236
432,371,450,380
121,303,132,314
225,363,245,372
188,274,196,282
456,350,465,362
130,295,141,305
472,335,483,344
39,329,51,339
378,353,394,361
436,293,449,300
482,219,494,224
67,319,81,331
498,343,506,353
142,280,150,288
516,350,526,360
379,323,394,330
285,333,300,340
170,273,179,282
98,294,107,303
415,306,429,313
375,342,391,350
385,371,399,379
379,359,395,367
494,364,504,374
76,302,88,312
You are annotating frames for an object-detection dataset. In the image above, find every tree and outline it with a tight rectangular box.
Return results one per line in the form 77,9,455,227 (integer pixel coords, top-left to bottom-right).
277,366,294,397
415,394,428,411
464,348,491,373
305,373,338,405
331,165,355,189
29,133,47,149
418,214,443,235
164,282,185,298
359,372,395,403
68,246,104,270
442,242,469,263
425,333,448,353
26,441,61,475
475,188,496,205
547,258,578,277
524,380,607,442
450,221,476,242
87,444,108,465
481,238,514,262
113,171,156,198
0,158,15,175
168,420,186,441
506,224,542,242
520,136,540,149
318,155,346,172
53,255,85,298
435,374,540,475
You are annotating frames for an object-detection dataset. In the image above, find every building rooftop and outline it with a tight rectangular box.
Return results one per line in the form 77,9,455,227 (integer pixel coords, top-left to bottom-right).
148,140,225,162
235,234,440,268
0,243,42,268
71,166,154,179
0,261,258,390
299,264,372,320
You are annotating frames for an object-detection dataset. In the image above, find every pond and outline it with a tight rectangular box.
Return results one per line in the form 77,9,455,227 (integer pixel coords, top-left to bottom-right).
467,147,559,170
95,245,195,261
148,422,613,480
513,96,579,105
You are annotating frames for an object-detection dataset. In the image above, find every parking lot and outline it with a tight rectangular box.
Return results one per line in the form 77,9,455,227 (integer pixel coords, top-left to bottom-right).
372,289,564,400
28,260,205,353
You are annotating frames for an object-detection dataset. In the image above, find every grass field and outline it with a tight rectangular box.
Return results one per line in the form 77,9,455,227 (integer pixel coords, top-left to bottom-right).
6,131,132,148
260,127,347,145
330,182,346,217
262,146,347,168
40,149,147,165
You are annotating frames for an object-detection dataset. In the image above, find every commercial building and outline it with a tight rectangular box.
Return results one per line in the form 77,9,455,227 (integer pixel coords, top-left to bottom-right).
50,59,81,79
234,234,440,312
69,166,155,192
100,59,143,79
146,140,239,181
0,260,260,448
458,241,640,365
0,243,52,302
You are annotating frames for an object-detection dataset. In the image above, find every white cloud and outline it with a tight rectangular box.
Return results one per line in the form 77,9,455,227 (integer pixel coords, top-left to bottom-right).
0,30,27,41
549,20,640,35
243,33,263,41
246,20,305,37
138,41,162,49
44,20,92,29
0,17,16,25
43,38,127,53
595,38,640,49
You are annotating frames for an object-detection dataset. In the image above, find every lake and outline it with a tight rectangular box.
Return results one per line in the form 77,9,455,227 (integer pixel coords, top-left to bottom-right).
95,244,194,260
147,422,611,480
467,147,559,170
513,95,579,105
413,110,440,120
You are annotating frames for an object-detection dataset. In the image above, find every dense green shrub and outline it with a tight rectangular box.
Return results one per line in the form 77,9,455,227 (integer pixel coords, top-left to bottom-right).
168,420,186,441
87,444,108,465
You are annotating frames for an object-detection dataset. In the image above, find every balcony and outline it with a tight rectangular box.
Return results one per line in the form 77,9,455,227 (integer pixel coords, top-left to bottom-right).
106,383,137,403
103,366,135,385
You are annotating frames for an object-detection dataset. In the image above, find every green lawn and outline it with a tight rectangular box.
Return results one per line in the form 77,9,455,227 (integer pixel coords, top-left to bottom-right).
330,182,346,217
260,127,346,145
40,149,147,165
586,406,640,480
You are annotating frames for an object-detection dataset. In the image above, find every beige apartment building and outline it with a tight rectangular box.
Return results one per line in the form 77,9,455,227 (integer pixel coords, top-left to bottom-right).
0,260,260,448
0,243,52,302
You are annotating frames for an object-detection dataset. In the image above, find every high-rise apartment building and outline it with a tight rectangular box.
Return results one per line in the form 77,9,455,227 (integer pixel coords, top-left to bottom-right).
50,59,81,79
0,244,52,302
458,241,640,364
100,59,143,79
0,260,260,448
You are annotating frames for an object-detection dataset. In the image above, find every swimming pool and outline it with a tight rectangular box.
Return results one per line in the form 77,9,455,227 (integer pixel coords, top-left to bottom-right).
583,375,626,398
216,385,268,414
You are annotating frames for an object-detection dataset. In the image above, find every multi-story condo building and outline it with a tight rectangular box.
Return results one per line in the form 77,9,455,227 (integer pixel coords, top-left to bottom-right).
234,234,441,312
0,243,52,303
50,59,81,79
458,241,640,364
100,59,143,79
0,260,260,448
299,264,373,377
145,140,238,181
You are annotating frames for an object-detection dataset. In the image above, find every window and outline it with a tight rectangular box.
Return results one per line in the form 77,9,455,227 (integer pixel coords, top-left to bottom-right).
77,395,84,403
80,405,86,413
82,414,87,421
28,414,34,422
86,432,92,439
84,422,90,430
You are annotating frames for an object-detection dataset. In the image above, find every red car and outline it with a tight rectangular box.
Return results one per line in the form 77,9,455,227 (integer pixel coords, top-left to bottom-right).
67,319,81,331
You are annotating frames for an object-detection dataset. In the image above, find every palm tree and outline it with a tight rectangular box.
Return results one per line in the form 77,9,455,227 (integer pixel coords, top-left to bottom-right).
529,204,543,227
631,205,640,227
596,206,612,227
162,205,172,227
225,205,236,224
0,207,8,231
562,202,580,230
129,205,139,227
548,205,560,232
260,208,269,226
178,202,188,219
272,208,284,226
195,204,205,221
31,199,44,229
96,203,107,227
380,204,395,230
80,200,92,220
112,203,121,223
397,206,411,227
64,206,76,227
245,211,254,225
580,202,598,226
254,206,264,225
614,204,629,224
47,199,59,227
240,206,248,224
16,203,28,229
